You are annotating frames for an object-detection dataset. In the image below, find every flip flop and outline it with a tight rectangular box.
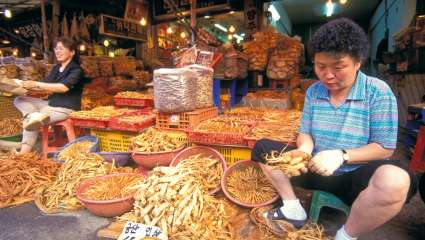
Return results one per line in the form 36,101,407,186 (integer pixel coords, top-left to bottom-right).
265,207,307,229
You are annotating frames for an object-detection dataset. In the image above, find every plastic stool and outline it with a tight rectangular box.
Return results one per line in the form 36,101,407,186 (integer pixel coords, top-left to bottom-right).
309,190,350,223
213,78,249,110
41,118,76,159
410,126,425,172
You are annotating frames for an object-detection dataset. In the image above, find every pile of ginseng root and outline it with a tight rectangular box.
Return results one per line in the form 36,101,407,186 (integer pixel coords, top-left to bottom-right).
265,150,311,177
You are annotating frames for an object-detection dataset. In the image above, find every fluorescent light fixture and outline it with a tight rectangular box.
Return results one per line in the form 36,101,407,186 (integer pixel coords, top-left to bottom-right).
2,40,10,44
268,5,280,21
4,9,12,18
326,0,334,17
233,34,243,41
214,23,227,32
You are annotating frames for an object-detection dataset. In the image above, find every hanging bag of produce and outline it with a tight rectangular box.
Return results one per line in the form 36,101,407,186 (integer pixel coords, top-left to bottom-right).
154,68,196,113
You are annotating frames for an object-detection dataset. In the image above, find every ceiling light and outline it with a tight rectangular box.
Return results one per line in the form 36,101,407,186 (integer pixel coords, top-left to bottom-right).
103,40,109,47
14,29,19,34
109,52,115,57
214,23,227,32
166,27,173,34
79,44,86,52
241,33,245,37
4,9,12,18
229,25,235,33
2,40,10,44
268,5,281,21
140,17,146,26
229,11,235,14
340,0,347,4
12,49,18,56
31,52,36,57
326,0,334,17
228,34,233,40
204,15,210,19
180,32,186,38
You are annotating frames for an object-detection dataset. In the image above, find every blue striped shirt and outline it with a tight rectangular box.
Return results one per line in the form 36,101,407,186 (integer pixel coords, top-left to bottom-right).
300,71,398,174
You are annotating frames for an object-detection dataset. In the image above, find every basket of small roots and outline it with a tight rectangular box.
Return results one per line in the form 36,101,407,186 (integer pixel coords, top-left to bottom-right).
221,160,279,208
130,128,187,169
170,146,227,194
76,173,144,217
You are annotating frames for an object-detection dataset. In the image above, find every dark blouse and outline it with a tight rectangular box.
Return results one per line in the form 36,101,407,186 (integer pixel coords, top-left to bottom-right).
43,61,85,110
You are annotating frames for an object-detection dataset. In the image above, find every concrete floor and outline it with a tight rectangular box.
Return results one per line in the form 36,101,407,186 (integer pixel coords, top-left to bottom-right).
0,142,424,239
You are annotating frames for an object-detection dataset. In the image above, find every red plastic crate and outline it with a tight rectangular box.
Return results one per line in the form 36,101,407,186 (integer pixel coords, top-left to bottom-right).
114,97,154,108
70,118,109,129
156,107,218,130
109,111,156,132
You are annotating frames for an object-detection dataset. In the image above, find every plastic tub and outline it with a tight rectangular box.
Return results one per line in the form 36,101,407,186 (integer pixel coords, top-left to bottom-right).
131,146,185,169
54,136,100,162
76,173,143,217
97,152,131,166
221,160,279,208
170,146,227,194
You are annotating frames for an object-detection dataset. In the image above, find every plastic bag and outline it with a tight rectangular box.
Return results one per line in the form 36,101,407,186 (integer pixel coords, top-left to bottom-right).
185,64,213,109
154,68,196,113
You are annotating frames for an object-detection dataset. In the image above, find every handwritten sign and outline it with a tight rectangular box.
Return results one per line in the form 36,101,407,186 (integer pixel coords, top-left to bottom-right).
99,14,147,42
117,221,168,240
244,0,258,42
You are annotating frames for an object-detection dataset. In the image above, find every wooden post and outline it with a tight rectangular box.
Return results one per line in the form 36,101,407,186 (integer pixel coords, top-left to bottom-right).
190,0,196,45
40,0,49,61
51,0,60,38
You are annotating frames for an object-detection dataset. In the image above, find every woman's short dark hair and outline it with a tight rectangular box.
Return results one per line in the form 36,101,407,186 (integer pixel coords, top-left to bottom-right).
54,37,77,52
308,18,369,62
53,37,79,63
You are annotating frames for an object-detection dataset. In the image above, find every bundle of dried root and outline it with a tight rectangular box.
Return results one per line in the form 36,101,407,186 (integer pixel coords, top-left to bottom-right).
265,150,311,177
0,118,22,136
57,140,93,162
131,128,186,152
119,166,232,239
226,165,277,205
38,152,136,212
258,222,329,240
175,154,223,193
81,174,143,201
0,152,59,208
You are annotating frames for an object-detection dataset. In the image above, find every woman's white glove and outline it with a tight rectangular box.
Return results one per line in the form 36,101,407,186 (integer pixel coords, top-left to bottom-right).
308,150,344,176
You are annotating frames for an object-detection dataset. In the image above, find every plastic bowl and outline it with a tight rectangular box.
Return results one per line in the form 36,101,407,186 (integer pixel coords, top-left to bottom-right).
221,160,279,208
131,146,185,169
54,135,100,162
170,146,227,194
76,173,143,217
97,152,131,166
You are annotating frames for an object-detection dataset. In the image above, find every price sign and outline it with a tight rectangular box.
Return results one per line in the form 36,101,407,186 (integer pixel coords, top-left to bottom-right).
117,221,168,240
